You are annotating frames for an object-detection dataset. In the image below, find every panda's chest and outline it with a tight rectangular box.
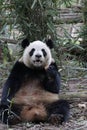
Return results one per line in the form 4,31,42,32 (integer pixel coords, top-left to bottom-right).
22,69,46,85
22,78,42,89
13,78,58,105
13,79,46,104
16,72,46,99
13,69,53,104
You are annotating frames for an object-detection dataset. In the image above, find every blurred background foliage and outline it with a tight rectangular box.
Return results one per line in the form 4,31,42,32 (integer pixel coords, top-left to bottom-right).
0,0,87,68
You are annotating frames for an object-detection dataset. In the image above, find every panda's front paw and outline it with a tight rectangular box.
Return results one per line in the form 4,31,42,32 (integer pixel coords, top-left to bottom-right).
48,114,63,125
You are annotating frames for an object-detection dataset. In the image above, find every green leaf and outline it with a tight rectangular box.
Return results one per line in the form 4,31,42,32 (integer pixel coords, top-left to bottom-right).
31,0,37,9
38,0,43,9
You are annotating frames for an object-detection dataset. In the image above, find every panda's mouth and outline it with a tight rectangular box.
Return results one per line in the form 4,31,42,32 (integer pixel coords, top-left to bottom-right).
33,60,43,67
34,59,42,63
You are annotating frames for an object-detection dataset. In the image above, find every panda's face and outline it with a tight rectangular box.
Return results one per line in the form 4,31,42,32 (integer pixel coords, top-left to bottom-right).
23,41,52,68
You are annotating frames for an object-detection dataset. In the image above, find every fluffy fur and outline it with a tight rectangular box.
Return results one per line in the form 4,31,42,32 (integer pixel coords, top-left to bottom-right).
22,41,52,68
0,39,69,125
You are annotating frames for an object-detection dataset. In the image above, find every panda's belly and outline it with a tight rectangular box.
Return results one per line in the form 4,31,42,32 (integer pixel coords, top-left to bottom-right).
13,79,59,105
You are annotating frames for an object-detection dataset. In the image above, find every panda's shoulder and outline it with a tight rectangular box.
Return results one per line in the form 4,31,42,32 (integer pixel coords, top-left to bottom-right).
11,60,30,74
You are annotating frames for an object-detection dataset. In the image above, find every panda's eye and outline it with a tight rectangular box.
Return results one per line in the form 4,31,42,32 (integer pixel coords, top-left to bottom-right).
29,48,35,56
42,49,47,57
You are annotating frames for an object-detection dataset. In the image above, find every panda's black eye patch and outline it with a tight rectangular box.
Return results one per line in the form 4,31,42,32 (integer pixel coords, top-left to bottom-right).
42,49,47,57
29,48,35,56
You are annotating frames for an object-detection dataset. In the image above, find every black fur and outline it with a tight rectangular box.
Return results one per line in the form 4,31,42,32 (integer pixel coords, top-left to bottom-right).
41,49,47,57
1,61,60,106
45,39,54,49
21,38,54,49
29,48,35,56
0,38,69,125
47,100,70,124
45,62,61,93
21,38,29,49
0,61,69,125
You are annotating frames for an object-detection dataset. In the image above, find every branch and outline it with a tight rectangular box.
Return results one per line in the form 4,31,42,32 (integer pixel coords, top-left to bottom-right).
54,13,83,24
0,38,17,44
60,90,87,100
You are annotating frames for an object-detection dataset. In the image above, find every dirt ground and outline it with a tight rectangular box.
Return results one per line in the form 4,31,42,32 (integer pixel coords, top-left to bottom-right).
0,63,87,130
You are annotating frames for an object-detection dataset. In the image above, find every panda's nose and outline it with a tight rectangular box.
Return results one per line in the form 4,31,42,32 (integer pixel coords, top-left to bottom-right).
35,54,41,58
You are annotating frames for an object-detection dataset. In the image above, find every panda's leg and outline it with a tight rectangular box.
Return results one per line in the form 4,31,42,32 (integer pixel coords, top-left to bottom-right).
0,104,22,125
2,104,47,125
47,100,70,124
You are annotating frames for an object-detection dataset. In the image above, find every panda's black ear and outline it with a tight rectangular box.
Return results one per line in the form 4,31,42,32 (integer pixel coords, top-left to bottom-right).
45,39,54,49
21,38,30,49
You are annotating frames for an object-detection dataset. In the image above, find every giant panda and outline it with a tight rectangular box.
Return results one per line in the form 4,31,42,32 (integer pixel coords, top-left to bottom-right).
0,39,70,125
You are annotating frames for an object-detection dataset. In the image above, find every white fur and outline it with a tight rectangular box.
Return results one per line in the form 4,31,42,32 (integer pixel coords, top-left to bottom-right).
23,41,52,68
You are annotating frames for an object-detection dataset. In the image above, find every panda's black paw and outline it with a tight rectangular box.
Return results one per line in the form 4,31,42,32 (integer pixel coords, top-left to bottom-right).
7,113,21,125
0,105,21,125
48,114,63,125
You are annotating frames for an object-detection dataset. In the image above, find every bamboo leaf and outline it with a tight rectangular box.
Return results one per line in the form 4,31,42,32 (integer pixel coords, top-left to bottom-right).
31,0,37,9
38,0,43,9
69,44,85,51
